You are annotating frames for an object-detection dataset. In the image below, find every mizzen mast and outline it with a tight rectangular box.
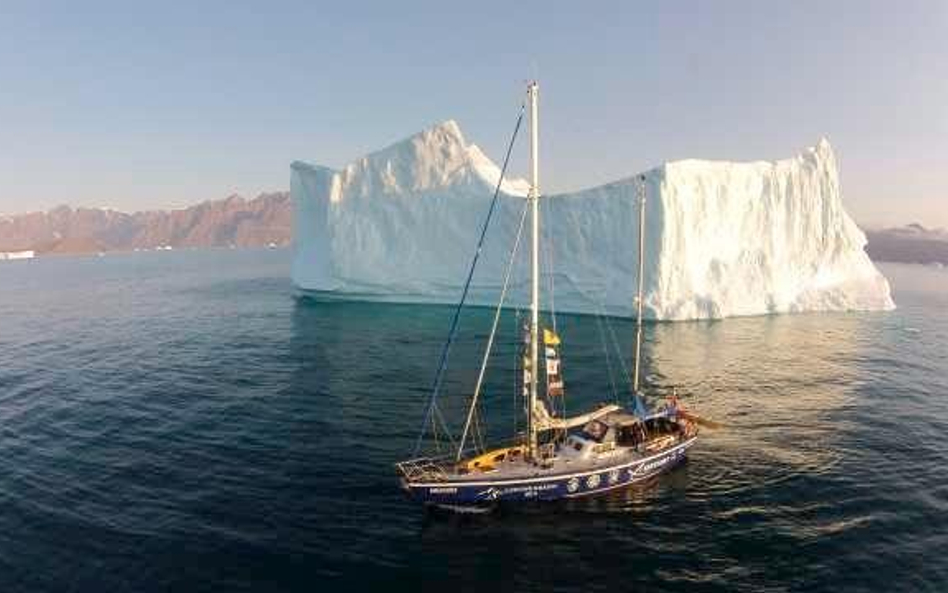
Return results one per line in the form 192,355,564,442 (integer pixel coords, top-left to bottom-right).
633,175,646,394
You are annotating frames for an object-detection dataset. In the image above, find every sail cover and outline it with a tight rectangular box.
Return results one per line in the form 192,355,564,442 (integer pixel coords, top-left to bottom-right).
532,400,621,431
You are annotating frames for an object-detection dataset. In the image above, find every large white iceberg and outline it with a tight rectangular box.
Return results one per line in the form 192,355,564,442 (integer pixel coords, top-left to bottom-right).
291,120,893,320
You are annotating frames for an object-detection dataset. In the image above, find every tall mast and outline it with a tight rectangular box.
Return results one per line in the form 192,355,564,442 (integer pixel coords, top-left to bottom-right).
633,175,646,394
527,81,540,459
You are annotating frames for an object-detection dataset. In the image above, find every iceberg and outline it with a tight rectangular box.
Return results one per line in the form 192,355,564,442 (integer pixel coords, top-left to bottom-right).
291,120,894,320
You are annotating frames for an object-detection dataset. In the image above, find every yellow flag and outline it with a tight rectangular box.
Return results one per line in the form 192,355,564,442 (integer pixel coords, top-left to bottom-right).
543,328,561,346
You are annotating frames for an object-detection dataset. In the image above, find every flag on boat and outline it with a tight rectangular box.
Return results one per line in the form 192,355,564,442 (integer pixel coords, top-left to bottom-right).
543,328,560,346
522,352,532,399
544,328,565,397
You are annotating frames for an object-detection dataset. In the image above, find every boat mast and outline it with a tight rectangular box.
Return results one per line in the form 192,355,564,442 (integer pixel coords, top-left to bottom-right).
527,81,540,460
633,175,646,394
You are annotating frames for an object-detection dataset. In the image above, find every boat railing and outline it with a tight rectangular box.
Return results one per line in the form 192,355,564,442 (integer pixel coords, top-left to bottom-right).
396,438,527,481
395,457,452,482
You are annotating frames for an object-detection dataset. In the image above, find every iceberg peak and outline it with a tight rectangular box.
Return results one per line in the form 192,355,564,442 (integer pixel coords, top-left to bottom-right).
426,119,465,143
301,120,529,199
806,136,836,164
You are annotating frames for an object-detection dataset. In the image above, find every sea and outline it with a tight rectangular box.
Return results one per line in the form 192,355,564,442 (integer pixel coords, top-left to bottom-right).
0,249,945,592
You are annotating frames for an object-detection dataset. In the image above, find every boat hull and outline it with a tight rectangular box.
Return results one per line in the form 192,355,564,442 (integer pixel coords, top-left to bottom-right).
403,437,695,507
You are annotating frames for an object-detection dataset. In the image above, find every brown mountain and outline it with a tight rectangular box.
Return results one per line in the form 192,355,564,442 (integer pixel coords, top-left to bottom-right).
0,192,290,255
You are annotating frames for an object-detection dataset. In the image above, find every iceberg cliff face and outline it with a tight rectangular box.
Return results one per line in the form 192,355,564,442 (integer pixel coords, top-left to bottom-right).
292,121,893,320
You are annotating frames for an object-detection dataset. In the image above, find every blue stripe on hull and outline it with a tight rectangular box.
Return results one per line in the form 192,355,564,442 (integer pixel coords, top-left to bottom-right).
405,440,692,506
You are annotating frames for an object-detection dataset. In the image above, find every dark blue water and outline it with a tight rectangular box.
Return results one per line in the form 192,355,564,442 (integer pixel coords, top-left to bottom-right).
0,250,945,592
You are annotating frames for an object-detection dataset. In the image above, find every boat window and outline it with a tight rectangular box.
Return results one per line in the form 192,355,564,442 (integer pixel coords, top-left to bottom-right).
573,441,583,452
644,417,680,436
581,420,608,442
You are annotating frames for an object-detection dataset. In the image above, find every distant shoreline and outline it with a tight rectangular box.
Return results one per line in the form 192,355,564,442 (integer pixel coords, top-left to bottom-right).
0,244,289,261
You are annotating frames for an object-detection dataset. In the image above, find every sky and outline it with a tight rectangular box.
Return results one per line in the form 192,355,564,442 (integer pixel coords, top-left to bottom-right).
0,0,945,228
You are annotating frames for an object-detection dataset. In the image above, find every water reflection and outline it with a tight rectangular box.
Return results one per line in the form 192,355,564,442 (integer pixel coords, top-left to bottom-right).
645,312,877,505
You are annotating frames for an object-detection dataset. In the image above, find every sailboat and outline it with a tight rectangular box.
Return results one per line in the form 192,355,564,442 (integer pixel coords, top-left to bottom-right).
396,82,706,508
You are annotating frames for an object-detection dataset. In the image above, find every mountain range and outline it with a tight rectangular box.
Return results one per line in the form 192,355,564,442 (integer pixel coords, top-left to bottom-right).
864,223,948,266
0,192,290,254
1,190,945,267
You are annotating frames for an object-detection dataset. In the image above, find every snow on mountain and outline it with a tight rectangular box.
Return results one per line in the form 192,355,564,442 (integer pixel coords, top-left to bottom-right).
291,121,894,320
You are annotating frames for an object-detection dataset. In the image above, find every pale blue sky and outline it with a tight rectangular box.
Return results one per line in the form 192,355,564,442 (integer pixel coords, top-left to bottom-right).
1,1,945,227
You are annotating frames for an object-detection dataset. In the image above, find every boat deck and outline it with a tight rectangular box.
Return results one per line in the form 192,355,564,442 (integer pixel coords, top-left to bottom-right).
398,433,690,486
